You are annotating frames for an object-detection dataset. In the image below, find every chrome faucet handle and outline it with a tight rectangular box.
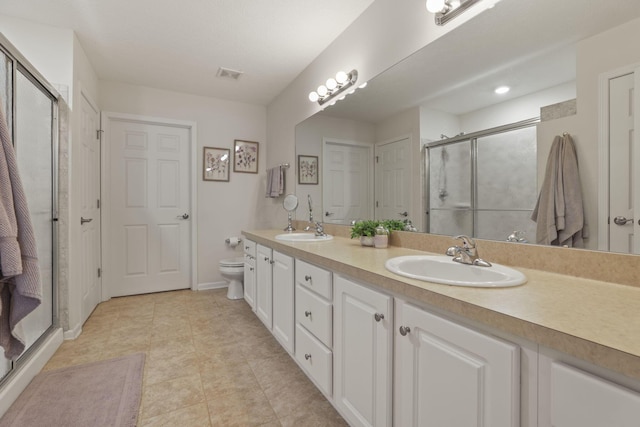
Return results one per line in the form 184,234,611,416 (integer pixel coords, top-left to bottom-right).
454,235,476,249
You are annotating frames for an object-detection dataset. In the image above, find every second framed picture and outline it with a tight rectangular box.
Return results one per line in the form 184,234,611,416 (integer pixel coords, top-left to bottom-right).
298,155,318,185
233,139,259,173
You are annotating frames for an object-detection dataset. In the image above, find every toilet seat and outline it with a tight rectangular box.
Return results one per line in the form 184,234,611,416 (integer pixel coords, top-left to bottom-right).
219,257,245,267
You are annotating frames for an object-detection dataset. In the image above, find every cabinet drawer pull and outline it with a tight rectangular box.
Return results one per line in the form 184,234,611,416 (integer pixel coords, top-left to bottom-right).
249,267,254,271
245,245,250,250
304,353,312,361
305,310,312,318
374,313,385,322
399,326,411,336
270,260,275,265
264,257,270,262
304,275,312,282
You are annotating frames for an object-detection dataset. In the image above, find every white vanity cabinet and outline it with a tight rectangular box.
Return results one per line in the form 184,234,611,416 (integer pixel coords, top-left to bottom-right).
333,275,393,427
546,362,640,427
394,298,520,427
256,244,273,330
243,240,257,311
272,251,294,354
294,259,333,397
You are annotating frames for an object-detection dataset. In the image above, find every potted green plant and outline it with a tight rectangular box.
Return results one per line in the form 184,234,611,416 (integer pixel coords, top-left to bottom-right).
381,219,406,233
350,220,380,246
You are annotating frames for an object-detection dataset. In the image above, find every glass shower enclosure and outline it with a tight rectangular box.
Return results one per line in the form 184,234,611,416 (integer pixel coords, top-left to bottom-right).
0,37,58,382
425,119,538,242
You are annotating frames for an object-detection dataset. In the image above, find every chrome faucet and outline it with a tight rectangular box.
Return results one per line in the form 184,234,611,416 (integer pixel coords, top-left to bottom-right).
446,235,492,267
305,221,326,237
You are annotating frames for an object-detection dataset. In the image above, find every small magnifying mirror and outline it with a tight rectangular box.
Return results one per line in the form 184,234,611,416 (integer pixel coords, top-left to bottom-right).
283,194,299,231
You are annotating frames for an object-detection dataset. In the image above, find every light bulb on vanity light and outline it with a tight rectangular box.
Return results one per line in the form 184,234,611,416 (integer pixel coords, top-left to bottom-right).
495,85,510,95
308,91,319,102
426,0,447,13
326,78,337,91
317,85,328,97
335,71,348,85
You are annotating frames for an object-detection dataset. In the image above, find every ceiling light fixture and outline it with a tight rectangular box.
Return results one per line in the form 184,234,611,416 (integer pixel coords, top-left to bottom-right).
308,70,359,106
425,0,482,25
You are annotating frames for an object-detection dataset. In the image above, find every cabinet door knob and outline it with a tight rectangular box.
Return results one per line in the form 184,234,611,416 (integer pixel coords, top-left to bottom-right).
374,313,385,322
249,267,254,271
270,260,275,265
399,326,411,336
305,310,312,318
304,353,312,361
304,275,312,281
264,257,270,262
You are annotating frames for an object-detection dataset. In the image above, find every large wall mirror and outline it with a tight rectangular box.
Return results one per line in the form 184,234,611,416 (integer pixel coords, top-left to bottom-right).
295,0,640,255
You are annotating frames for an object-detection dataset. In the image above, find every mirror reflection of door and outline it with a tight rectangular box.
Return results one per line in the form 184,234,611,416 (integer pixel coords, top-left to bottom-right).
322,139,372,224
374,137,412,222
608,69,639,254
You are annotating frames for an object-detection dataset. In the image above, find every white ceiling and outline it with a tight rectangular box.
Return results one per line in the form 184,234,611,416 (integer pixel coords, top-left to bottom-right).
0,0,375,105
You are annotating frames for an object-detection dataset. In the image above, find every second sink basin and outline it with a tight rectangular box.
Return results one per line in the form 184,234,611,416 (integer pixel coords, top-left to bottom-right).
384,255,526,288
275,233,333,242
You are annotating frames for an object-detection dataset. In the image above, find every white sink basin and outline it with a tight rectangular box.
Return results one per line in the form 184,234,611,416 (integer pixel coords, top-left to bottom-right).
384,255,526,288
275,233,333,242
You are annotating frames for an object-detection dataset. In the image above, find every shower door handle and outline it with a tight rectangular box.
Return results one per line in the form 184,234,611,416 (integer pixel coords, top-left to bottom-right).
81,217,93,225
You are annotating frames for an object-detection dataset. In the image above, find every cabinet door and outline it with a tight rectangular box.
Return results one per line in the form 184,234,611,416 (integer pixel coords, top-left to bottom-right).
243,256,256,311
395,299,519,427
334,275,393,427
272,250,294,354
256,244,273,330
550,362,640,427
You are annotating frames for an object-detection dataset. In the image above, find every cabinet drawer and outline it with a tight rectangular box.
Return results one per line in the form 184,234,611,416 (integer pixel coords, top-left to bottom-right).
296,259,332,300
243,240,256,258
296,284,332,347
296,324,332,397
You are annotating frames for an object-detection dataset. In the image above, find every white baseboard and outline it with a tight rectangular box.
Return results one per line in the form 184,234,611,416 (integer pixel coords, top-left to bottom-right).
63,322,82,340
0,328,63,418
197,281,228,291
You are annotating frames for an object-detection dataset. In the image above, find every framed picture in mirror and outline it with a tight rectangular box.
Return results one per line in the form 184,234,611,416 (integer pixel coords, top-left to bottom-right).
233,139,259,173
203,147,230,182
298,155,318,185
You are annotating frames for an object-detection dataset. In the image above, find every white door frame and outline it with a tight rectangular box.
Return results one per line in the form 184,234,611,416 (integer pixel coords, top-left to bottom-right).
597,63,640,251
100,112,198,299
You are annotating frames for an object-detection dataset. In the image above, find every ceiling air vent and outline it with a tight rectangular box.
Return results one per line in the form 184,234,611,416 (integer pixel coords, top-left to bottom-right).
216,67,243,80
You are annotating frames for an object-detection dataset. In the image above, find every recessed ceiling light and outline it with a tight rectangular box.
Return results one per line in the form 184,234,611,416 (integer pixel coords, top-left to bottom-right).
495,86,510,95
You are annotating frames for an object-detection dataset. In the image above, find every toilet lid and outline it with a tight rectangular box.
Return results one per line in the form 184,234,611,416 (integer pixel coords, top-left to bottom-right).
220,256,245,267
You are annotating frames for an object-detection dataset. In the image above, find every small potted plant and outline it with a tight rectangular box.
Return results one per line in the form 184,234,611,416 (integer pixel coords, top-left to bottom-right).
350,220,380,246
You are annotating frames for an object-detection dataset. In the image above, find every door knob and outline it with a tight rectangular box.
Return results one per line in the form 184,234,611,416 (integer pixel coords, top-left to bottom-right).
177,213,190,220
614,216,633,225
398,211,408,217
325,211,334,217
80,217,93,225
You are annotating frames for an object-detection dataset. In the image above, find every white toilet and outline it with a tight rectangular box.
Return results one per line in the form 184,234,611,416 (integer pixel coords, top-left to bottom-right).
219,256,245,300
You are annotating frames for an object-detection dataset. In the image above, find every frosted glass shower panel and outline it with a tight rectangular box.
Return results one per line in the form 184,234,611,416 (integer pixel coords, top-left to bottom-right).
429,141,471,210
476,126,537,210
14,69,54,349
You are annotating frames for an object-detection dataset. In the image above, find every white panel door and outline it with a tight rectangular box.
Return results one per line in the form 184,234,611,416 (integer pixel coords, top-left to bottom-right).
334,275,392,427
108,118,191,296
256,244,273,330
375,137,412,222
272,251,294,354
395,299,520,427
609,71,638,253
80,93,102,323
323,140,372,224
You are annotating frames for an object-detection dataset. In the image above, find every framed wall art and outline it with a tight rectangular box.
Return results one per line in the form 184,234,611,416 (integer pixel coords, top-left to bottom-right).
203,147,230,182
233,139,259,173
298,155,318,185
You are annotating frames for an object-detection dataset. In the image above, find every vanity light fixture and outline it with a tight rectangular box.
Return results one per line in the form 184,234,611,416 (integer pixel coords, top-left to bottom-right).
308,70,359,106
426,0,482,25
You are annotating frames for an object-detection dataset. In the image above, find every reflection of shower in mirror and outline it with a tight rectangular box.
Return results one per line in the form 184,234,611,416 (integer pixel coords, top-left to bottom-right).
437,145,449,201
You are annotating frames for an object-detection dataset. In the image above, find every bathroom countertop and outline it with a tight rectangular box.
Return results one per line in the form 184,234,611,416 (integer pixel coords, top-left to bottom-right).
243,229,640,381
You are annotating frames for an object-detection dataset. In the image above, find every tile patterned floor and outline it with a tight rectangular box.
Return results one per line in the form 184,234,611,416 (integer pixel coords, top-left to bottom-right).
43,289,347,426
